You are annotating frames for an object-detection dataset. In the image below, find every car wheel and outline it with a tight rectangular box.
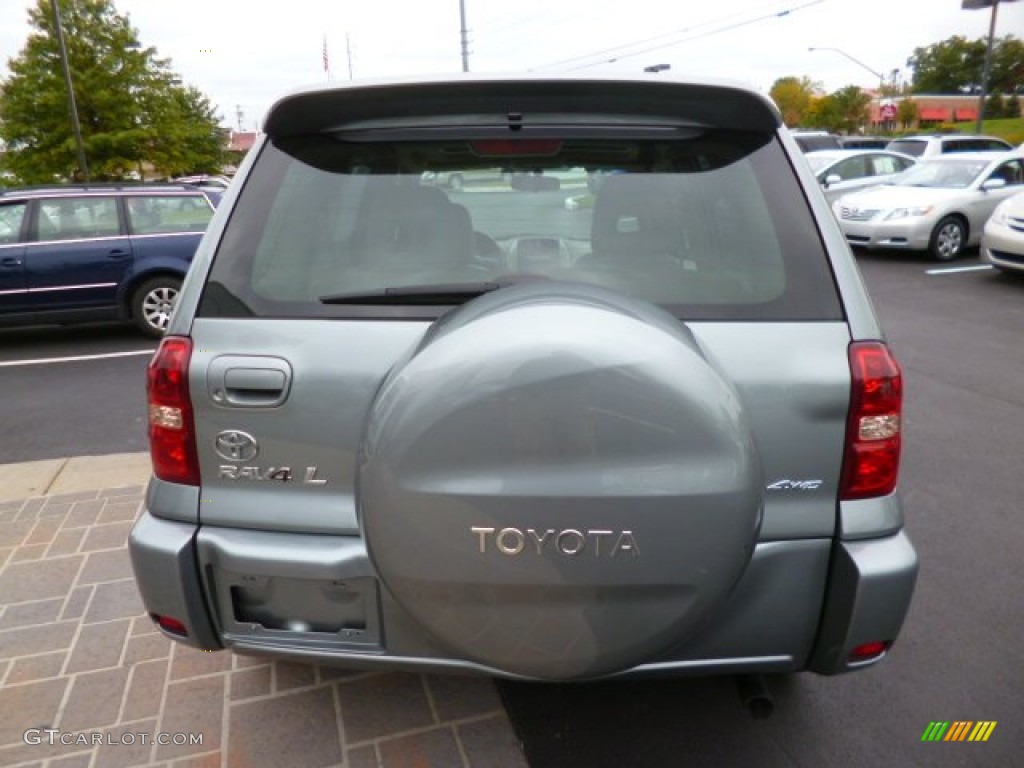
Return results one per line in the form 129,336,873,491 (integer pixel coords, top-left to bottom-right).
359,282,762,680
929,216,965,261
447,173,464,192
131,276,181,338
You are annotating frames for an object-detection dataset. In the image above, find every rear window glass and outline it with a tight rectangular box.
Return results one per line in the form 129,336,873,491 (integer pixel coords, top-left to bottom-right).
200,132,841,321
126,194,213,235
885,140,925,157
36,196,119,241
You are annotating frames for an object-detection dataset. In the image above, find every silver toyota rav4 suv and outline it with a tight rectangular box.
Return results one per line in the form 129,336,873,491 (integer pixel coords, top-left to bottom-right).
130,74,917,685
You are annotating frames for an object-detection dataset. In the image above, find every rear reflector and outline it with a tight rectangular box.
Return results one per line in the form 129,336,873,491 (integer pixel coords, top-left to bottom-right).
840,342,902,500
849,640,889,662
147,337,200,486
152,613,188,637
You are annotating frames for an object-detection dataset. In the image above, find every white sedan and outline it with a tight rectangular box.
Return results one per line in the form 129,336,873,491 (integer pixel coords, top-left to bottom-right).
982,191,1024,274
805,149,916,204
834,151,1024,260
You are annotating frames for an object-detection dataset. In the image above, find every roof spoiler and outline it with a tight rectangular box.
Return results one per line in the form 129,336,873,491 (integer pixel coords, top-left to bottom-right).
263,75,782,138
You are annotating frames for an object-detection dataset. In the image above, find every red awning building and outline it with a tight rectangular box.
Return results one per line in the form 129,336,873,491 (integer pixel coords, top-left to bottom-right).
871,94,982,128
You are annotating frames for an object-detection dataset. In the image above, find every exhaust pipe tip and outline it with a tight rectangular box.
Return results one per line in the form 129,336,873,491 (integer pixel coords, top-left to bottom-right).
735,674,775,719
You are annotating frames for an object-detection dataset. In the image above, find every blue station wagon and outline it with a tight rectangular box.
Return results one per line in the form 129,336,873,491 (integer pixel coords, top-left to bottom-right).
0,184,217,337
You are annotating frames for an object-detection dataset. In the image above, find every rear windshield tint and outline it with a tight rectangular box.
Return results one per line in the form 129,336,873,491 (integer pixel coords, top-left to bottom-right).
886,140,925,157
200,132,842,321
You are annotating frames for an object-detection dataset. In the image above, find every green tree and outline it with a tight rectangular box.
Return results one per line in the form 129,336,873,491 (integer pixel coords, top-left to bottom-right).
908,34,1024,94
896,98,919,130
0,0,225,183
1006,94,1021,119
769,76,821,127
807,86,872,134
983,90,1006,120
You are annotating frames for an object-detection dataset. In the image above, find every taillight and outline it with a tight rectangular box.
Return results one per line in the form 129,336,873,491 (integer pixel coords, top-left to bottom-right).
849,640,889,662
151,613,189,637
147,336,199,486
840,342,902,500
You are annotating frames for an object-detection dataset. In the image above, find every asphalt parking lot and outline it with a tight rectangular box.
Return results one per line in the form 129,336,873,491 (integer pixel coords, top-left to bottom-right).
1,251,1022,767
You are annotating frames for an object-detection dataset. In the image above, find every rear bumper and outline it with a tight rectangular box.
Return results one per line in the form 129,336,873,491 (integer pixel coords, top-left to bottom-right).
128,511,917,679
808,531,918,674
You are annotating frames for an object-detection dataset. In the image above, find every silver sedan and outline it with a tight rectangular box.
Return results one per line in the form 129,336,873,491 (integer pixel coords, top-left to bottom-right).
834,151,1024,260
982,190,1024,274
805,149,915,205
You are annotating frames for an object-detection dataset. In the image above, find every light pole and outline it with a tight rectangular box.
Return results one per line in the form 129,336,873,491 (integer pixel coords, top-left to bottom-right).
961,0,1021,133
809,47,888,132
458,0,469,72
53,0,89,182
807,47,884,91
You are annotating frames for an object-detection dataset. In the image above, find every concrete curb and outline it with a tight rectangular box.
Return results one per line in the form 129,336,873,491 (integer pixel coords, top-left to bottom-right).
0,451,150,502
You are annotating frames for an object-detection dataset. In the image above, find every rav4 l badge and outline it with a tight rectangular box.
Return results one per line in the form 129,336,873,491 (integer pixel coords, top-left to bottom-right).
218,465,327,485
214,431,326,485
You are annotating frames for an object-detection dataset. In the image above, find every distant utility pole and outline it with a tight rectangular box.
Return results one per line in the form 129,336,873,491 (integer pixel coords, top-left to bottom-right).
346,33,353,79
235,105,243,133
53,0,89,182
459,0,469,72
961,0,1021,133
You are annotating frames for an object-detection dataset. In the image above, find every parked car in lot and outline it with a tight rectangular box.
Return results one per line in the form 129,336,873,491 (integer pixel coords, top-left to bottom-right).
0,184,216,336
173,174,233,191
837,136,890,150
420,168,509,191
130,74,916,693
885,134,1013,158
790,130,843,152
834,151,1024,260
805,149,916,204
981,191,1024,274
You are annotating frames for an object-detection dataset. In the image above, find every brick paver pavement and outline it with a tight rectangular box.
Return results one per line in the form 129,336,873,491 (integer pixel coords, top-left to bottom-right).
0,486,528,768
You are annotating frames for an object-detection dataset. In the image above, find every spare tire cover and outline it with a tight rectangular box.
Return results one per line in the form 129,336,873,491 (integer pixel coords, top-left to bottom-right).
360,283,762,680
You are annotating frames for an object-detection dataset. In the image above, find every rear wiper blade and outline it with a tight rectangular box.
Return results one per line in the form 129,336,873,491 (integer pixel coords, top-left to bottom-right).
320,281,503,305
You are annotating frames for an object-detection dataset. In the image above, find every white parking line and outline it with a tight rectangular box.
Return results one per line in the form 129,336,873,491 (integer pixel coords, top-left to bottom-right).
0,349,155,368
926,265,994,276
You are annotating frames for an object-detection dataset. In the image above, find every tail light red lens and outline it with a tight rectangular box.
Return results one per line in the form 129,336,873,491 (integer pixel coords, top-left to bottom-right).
152,613,189,637
840,342,902,500
147,336,200,486
849,640,889,662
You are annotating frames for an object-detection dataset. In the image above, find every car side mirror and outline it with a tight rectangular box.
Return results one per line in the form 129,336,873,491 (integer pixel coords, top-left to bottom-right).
981,178,1007,191
824,174,842,188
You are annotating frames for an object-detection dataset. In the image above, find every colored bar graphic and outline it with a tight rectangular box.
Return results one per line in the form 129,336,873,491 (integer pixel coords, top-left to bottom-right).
921,721,996,742
945,721,972,741
969,722,997,742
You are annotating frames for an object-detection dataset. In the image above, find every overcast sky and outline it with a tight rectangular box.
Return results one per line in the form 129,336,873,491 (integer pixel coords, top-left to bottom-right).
2,0,1023,130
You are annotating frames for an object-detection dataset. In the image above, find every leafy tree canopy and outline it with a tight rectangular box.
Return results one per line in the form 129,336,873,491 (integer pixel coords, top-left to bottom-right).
769,76,822,128
806,86,872,134
0,0,225,183
908,34,1024,95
